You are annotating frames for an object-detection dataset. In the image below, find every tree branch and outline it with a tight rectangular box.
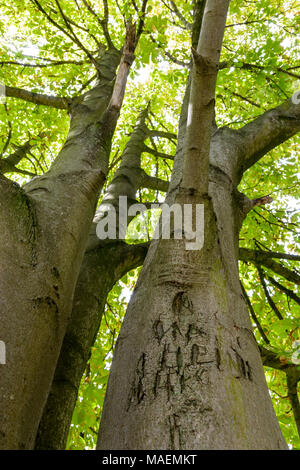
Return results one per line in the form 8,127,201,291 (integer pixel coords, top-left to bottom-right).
259,344,300,438
31,0,99,67
0,59,86,68
259,345,299,374
240,248,300,262
257,266,284,320
107,21,137,113
148,129,177,140
5,85,71,109
267,274,300,306
240,281,270,344
235,97,300,177
239,248,300,285
0,140,36,176
149,34,190,68
143,144,174,160
168,1,192,30
35,240,149,450
140,171,169,192
181,0,230,193
219,60,300,80
136,0,149,40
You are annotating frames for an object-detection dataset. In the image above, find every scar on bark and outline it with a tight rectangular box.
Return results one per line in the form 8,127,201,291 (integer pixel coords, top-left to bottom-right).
172,291,185,314
229,347,253,381
153,320,164,343
172,291,194,315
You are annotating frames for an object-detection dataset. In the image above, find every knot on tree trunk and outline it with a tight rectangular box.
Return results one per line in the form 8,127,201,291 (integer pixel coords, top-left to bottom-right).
191,48,218,74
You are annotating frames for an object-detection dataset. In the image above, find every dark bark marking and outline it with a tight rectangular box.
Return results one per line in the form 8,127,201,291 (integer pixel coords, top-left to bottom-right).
172,291,185,315
127,352,147,409
171,322,182,340
245,361,253,381
52,267,60,279
196,367,210,385
176,347,183,373
153,320,164,343
186,324,206,344
180,374,185,393
53,285,60,299
229,347,252,380
169,414,181,450
136,353,146,404
153,371,160,398
191,344,199,365
215,346,221,370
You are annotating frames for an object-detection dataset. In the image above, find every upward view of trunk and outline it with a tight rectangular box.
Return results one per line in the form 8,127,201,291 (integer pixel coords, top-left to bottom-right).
1,0,299,452
97,0,288,449
0,33,135,448
35,107,162,450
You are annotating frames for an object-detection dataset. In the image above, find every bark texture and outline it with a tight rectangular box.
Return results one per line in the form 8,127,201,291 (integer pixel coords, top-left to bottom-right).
96,129,288,450
35,242,148,449
34,107,165,449
96,0,288,449
0,44,128,449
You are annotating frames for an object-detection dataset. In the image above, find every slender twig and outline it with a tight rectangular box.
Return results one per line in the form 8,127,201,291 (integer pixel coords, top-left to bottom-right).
257,267,284,320
240,281,270,344
267,275,300,306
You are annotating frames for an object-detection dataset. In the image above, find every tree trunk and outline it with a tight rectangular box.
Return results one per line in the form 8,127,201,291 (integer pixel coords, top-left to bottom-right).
34,107,158,449
96,0,287,450
0,45,127,450
96,153,287,450
34,241,148,450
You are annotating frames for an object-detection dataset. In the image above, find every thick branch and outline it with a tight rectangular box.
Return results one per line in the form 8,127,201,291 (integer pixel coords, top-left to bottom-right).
235,97,300,177
286,369,300,438
259,345,300,438
239,248,300,285
181,0,230,193
259,345,299,375
107,22,137,112
5,85,71,109
140,171,169,192
240,248,300,262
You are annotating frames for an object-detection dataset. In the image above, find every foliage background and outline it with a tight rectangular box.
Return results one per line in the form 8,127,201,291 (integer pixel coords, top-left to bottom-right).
0,0,299,449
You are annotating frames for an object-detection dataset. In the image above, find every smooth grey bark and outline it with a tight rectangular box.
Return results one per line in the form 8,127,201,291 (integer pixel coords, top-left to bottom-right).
96,123,289,450
0,37,135,449
1,0,299,451
259,346,300,438
34,107,168,449
96,0,289,449
96,138,289,449
35,241,148,450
